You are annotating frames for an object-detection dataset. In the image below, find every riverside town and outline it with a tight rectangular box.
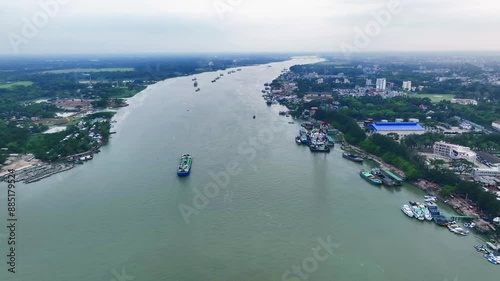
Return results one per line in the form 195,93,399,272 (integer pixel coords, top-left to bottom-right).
0,1,500,280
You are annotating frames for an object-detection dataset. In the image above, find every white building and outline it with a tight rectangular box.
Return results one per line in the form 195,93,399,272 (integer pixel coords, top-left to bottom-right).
366,79,372,86
376,78,386,91
433,141,476,163
451,99,478,106
402,81,412,91
472,167,500,177
492,120,500,131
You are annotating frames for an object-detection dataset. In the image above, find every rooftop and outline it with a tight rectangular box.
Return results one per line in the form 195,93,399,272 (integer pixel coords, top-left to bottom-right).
476,151,500,164
370,122,424,131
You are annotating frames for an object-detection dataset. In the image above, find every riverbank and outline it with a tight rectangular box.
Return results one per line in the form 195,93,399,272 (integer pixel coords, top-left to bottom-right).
345,143,496,233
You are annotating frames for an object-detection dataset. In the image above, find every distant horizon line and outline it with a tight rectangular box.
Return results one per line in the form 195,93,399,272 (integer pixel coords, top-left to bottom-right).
0,50,499,58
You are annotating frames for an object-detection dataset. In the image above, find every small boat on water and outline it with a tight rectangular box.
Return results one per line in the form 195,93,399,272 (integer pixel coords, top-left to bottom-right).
195,88,200,92
474,245,491,254
485,253,500,265
448,224,469,236
177,153,192,177
342,152,363,163
433,215,451,226
372,168,395,186
360,170,382,185
382,169,403,186
401,204,414,217
412,205,425,221
422,205,432,220
194,81,198,87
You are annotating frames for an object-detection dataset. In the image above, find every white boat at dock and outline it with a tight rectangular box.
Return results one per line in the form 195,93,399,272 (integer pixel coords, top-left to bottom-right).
412,205,425,221
422,206,433,221
448,224,469,236
401,205,414,217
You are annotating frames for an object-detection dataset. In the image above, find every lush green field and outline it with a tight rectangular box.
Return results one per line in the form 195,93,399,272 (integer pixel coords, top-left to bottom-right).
42,68,134,74
0,81,34,88
410,94,455,102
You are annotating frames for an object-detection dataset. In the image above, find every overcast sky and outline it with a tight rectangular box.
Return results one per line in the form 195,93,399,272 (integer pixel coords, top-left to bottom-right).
0,0,499,55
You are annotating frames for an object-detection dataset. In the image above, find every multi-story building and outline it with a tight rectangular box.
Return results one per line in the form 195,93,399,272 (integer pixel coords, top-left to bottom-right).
433,141,476,163
376,78,386,91
450,99,478,106
472,167,500,177
402,81,412,90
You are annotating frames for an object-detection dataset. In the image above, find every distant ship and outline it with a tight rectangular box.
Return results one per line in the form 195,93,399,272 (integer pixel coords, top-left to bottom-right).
196,88,200,92
177,153,192,177
194,81,198,87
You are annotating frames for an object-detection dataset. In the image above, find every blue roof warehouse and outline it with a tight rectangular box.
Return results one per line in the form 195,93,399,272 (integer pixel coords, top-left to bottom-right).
369,122,425,137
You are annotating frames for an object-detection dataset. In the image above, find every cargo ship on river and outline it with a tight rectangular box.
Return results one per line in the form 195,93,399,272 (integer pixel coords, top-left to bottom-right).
177,153,192,177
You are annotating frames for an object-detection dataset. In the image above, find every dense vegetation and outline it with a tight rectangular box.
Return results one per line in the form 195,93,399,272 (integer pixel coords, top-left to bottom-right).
0,55,287,163
312,109,500,219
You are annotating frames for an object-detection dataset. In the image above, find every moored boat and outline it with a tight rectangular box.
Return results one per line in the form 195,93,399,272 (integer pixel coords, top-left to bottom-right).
422,205,433,220
177,153,192,177
412,205,425,221
448,224,469,236
485,253,500,265
309,144,330,152
342,152,363,163
401,204,414,217
372,168,395,186
382,169,403,186
360,170,382,185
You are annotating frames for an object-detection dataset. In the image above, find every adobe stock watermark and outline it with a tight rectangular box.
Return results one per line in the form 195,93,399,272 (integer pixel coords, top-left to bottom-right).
7,0,71,54
212,0,244,20
179,118,286,224
282,235,340,281
109,267,135,281
339,0,413,60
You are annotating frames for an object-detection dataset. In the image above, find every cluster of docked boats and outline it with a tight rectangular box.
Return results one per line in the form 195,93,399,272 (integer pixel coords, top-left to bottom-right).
475,245,500,265
401,201,433,221
447,223,470,236
295,123,334,152
401,196,474,236
358,168,403,187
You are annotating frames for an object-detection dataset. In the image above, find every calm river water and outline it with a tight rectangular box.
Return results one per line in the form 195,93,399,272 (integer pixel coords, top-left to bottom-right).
0,57,498,281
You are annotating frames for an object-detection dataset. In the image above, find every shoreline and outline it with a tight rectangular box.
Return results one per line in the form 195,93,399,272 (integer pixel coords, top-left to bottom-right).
1,57,310,184
344,143,496,233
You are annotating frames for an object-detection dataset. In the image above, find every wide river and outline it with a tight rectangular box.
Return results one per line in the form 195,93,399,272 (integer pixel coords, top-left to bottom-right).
0,57,498,281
